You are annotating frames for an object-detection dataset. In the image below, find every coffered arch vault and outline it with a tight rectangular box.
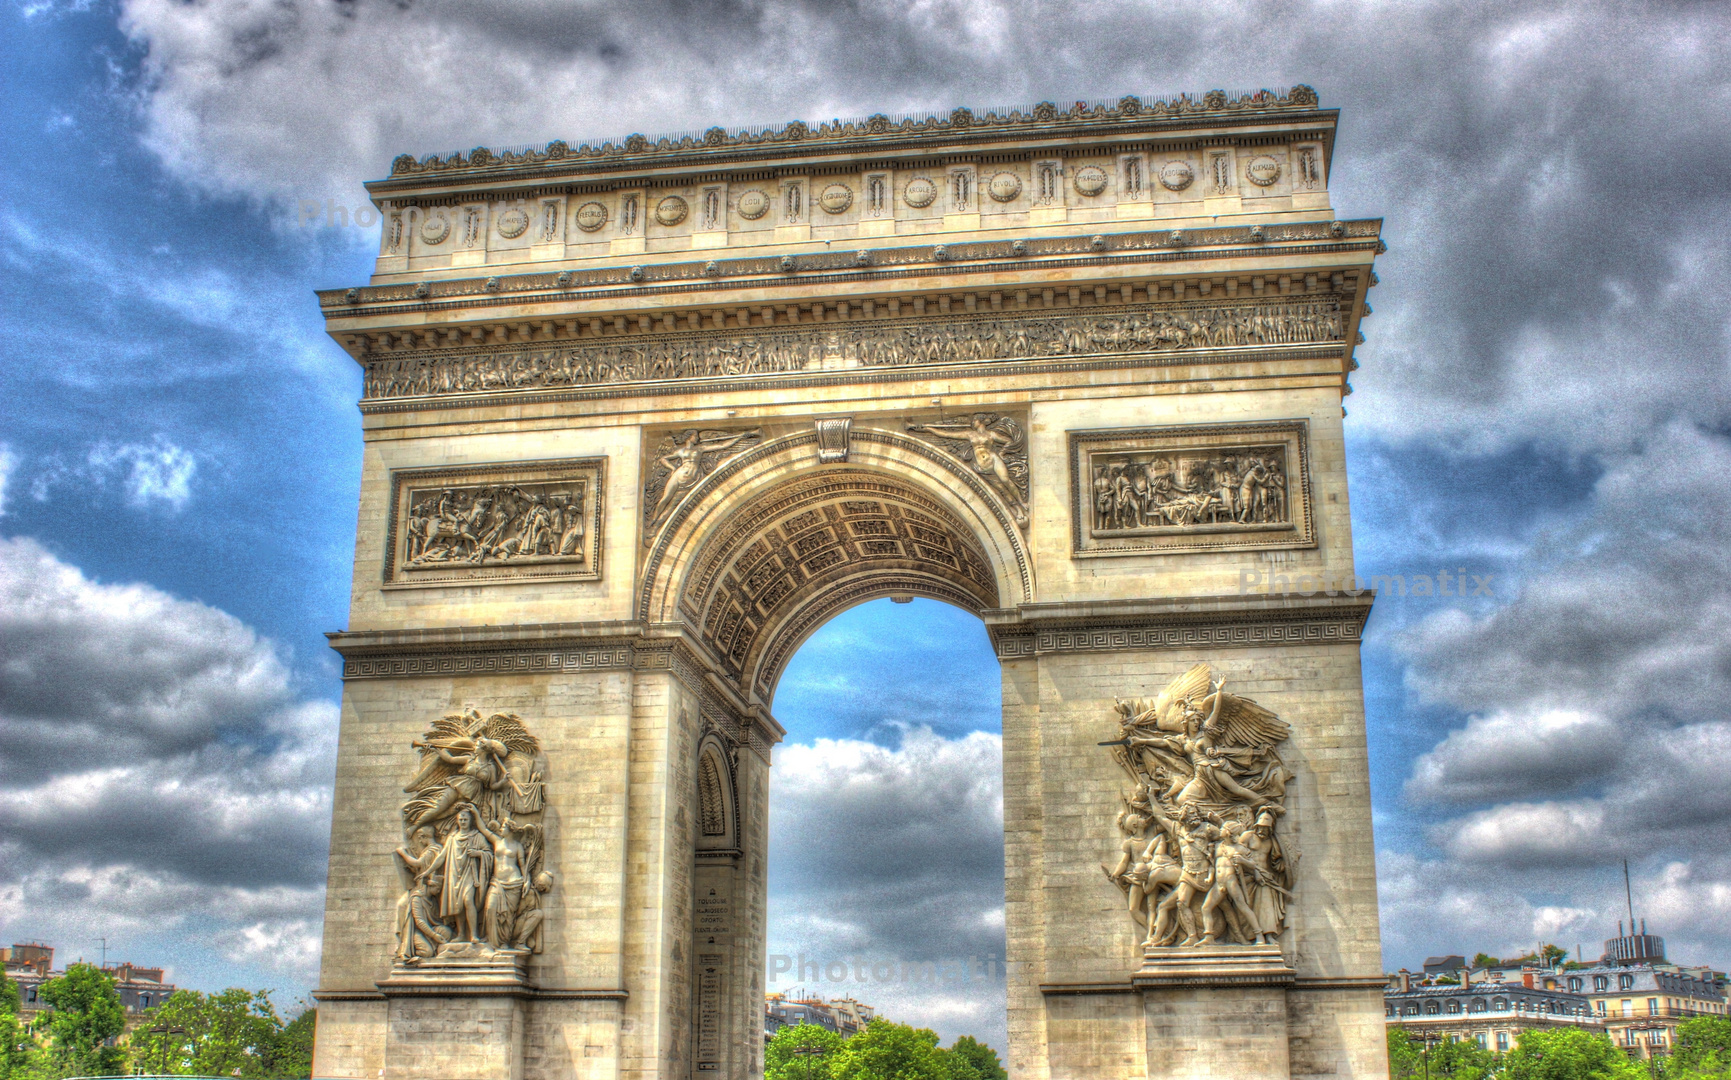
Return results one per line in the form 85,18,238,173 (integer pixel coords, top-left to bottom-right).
639,426,1033,702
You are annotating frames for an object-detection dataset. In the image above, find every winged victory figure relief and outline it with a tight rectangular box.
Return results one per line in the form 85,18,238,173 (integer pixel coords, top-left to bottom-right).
1101,663,1295,949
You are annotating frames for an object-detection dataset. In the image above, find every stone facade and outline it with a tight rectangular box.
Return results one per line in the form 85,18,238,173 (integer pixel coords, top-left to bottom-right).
310,86,1386,1080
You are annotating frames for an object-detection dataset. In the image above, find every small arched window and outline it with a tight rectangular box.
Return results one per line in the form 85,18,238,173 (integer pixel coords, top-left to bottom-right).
1620,974,1635,991
1446,1000,1462,1014
1595,976,1609,991
1469,998,1488,1013
1569,977,1583,991
1424,1001,1440,1015
1493,997,1509,1012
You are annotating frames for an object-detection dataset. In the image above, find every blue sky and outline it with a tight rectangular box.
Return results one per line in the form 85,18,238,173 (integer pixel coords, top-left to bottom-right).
4,0,1731,1053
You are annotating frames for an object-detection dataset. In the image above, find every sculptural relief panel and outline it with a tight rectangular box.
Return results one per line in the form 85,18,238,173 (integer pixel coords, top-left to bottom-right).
383,458,605,586
1102,664,1293,949
1068,422,1313,557
393,709,554,965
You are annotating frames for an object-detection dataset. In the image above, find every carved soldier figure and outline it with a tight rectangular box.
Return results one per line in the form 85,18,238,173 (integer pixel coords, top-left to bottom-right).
392,827,439,960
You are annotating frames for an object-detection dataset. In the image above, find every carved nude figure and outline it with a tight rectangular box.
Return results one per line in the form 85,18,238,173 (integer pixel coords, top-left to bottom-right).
648,429,761,528
908,414,1029,524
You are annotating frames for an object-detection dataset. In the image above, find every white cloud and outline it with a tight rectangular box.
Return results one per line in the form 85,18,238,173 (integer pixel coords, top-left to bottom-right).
769,727,1005,1044
0,537,335,986
87,437,198,509
0,444,16,516
1404,708,1622,805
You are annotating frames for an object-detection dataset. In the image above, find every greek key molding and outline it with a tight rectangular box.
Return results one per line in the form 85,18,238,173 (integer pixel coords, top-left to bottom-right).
338,645,634,680
360,297,1346,401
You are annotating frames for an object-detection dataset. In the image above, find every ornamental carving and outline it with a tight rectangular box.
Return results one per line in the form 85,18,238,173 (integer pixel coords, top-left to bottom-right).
642,428,764,541
904,177,936,208
573,201,608,232
420,212,451,245
906,413,1030,527
383,458,605,586
1246,155,1282,187
1103,664,1294,948
736,190,769,220
655,196,689,226
1074,165,1109,196
361,299,1347,400
818,184,853,214
987,172,1022,202
1068,422,1314,557
393,709,554,963
496,208,530,238
384,87,1324,176
1159,160,1194,192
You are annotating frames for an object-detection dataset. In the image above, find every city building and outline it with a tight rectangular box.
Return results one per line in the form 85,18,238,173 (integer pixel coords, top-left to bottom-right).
1384,969,1603,1054
1557,925,1729,1060
764,993,877,1041
3,943,176,1022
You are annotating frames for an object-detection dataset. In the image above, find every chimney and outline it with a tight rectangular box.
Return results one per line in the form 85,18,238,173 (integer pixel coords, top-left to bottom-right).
1460,967,1472,987
1399,969,1411,992
1523,972,1535,989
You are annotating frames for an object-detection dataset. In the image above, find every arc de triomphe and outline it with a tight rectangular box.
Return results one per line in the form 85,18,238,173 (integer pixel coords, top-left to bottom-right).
309,86,1387,1080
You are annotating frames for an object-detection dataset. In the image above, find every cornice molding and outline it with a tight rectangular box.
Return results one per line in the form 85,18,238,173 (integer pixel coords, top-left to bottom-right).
987,592,1373,658
319,220,1382,313
369,88,1327,192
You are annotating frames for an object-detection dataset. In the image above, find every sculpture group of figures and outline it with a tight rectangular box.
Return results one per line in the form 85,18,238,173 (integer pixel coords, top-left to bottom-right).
404,482,586,566
1092,449,1287,532
1103,663,1295,948
360,301,1345,399
392,710,555,963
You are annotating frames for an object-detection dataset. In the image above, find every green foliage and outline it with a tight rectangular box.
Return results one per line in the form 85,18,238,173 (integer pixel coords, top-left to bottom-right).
766,1023,844,1080
1538,944,1570,966
1471,953,1502,969
1387,1029,1498,1080
1433,975,1460,986
1501,1027,1645,1080
0,970,19,1018
943,1036,1007,1080
0,969,29,1080
126,988,308,1079
38,965,125,1077
1667,1016,1731,1079
826,1019,951,1080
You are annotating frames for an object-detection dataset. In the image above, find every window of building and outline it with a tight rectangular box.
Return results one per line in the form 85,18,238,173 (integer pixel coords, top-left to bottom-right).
1596,1001,1606,1014
1569,977,1583,992
1622,1000,1633,1017
1386,1006,1395,1017
1650,998,1659,1014
1447,1001,1462,1015
1620,975,1635,991
1595,976,1609,991
1496,1032,1509,1052
1425,1002,1440,1015
1493,998,1509,1012
1470,998,1488,1013
1475,1034,1488,1049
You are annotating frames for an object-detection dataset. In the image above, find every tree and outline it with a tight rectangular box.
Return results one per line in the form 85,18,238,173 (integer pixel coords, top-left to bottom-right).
127,988,294,1078
1501,1028,1645,1080
262,1006,315,1080
0,968,28,1080
1668,1016,1731,1079
1537,944,1570,967
765,1023,843,1080
1471,953,1501,970
826,1019,951,1080
944,1036,1007,1080
1388,1029,1422,1079
38,964,126,1077
1387,1029,1498,1080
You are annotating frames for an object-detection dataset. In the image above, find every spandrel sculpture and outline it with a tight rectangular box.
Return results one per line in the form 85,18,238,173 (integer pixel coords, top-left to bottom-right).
393,709,553,963
1103,663,1294,948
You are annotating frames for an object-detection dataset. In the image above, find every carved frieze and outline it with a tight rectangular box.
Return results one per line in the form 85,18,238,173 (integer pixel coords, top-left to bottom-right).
1068,422,1313,557
383,458,605,586
642,428,763,542
360,298,1347,400
393,709,554,967
1103,664,1293,949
